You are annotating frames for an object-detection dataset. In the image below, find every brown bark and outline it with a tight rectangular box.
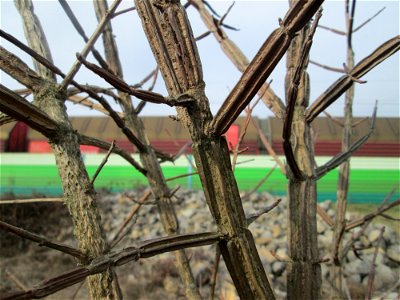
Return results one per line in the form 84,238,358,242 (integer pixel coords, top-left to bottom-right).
13,0,120,298
284,12,321,299
92,1,201,298
134,0,275,298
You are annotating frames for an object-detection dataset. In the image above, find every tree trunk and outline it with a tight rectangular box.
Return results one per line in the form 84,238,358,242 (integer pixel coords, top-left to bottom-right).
93,1,201,298
134,0,276,298
14,0,120,298
285,20,321,299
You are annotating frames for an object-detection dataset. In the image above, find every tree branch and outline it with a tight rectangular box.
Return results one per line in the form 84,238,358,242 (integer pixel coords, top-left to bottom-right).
209,0,323,135
0,220,87,261
315,102,377,179
306,36,400,123
2,232,223,300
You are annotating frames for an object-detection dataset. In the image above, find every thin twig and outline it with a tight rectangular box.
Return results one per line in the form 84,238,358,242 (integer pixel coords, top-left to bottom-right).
112,6,136,18
318,24,346,35
165,171,199,182
310,60,345,74
71,280,85,300
365,226,385,300
4,270,28,291
60,0,123,89
110,190,152,248
0,220,87,261
90,140,115,186
353,7,385,33
208,246,221,300
246,198,282,226
0,198,63,204
242,165,277,201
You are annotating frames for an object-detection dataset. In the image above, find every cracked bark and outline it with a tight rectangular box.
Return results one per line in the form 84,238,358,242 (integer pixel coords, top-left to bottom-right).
13,0,120,298
93,1,200,298
284,14,321,299
134,0,275,298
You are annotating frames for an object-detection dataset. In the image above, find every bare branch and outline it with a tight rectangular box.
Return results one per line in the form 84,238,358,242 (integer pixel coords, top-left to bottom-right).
306,36,400,123
4,270,28,292
317,24,346,36
0,198,63,205
165,171,199,182
90,140,115,186
315,102,377,179
110,190,152,248
191,0,286,118
208,246,221,300
317,204,334,228
78,134,147,176
68,94,116,116
112,6,136,18
246,198,282,226
309,60,345,74
58,0,112,73
352,7,385,33
2,232,223,300
365,226,385,300
242,165,278,201
0,220,87,261
323,111,344,127
60,0,123,89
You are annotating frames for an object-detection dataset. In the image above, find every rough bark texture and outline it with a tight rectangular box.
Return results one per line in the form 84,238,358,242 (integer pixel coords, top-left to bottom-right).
92,1,201,299
14,0,119,298
285,21,321,300
134,0,275,298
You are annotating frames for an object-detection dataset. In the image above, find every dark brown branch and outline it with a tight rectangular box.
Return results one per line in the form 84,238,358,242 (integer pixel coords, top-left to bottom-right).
209,1,323,135
0,220,87,261
90,140,115,186
78,55,193,107
283,9,322,180
365,226,385,300
315,102,377,179
0,84,59,137
3,232,223,300
191,0,286,118
306,36,400,123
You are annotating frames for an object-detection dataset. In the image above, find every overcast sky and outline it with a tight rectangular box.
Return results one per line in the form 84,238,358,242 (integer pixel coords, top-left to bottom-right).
1,0,399,119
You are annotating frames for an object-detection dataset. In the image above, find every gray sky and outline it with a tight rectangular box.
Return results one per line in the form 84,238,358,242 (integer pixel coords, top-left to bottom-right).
1,0,399,118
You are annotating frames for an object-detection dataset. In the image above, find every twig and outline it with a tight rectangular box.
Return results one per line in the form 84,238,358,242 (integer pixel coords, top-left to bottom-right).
165,171,199,182
4,270,28,291
71,280,85,300
2,232,223,300
0,220,87,261
323,111,344,127
309,60,345,74
242,165,277,201
0,198,63,204
246,198,282,226
110,190,152,248
316,204,334,228
353,7,385,33
250,116,286,174
318,24,346,36
208,246,221,300
112,6,136,18
365,226,385,300
58,0,112,73
60,0,123,89
90,140,115,186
